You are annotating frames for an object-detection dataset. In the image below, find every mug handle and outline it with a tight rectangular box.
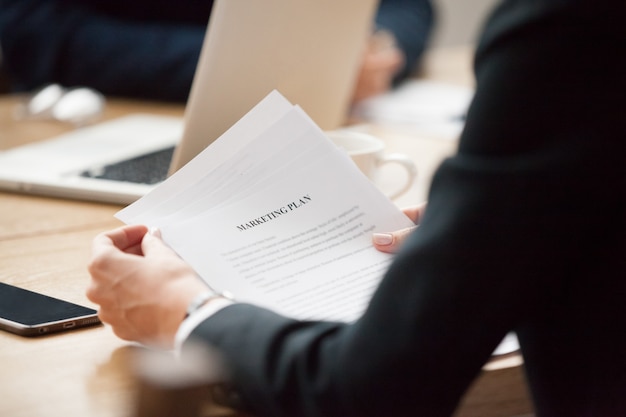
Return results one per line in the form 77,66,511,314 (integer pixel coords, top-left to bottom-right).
376,153,418,200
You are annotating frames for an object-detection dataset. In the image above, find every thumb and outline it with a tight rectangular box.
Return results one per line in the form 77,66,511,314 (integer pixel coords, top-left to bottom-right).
141,227,178,258
372,225,418,254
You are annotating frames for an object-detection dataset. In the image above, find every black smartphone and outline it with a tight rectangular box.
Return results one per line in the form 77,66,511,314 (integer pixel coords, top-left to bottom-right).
0,282,101,337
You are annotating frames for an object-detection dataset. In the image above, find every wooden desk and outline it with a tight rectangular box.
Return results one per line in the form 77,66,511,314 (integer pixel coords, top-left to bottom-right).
0,99,183,417
0,47,533,417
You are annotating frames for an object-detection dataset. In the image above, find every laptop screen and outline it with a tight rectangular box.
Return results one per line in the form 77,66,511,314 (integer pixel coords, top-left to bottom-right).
170,0,379,173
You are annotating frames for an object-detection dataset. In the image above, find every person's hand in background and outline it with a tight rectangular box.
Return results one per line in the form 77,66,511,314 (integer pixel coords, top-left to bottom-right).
352,30,405,103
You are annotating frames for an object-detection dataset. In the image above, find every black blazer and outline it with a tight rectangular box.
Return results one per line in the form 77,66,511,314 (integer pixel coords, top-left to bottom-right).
189,0,626,416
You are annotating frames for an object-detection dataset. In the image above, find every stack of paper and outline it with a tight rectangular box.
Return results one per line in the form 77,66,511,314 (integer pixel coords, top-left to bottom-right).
351,80,474,139
117,91,414,323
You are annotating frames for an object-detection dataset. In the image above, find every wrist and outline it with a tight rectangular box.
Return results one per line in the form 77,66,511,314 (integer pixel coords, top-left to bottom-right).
184,290,234,320
175,291,235,354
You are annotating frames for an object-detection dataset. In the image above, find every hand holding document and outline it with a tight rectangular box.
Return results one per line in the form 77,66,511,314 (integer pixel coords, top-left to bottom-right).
117,91,414,323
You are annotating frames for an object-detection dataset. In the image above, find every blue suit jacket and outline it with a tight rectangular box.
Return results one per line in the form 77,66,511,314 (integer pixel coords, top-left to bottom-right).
0,0,434,101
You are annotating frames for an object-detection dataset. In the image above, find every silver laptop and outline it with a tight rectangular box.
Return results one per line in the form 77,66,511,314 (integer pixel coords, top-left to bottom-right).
0,0,378,205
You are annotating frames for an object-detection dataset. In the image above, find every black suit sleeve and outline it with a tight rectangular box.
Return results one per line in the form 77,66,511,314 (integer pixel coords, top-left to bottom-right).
190,1,626,416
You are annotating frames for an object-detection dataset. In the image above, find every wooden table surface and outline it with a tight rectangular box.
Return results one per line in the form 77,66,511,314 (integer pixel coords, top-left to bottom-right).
0,46,534,417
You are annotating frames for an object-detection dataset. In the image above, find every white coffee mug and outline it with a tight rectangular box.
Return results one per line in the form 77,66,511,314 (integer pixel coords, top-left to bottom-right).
326,130,417,200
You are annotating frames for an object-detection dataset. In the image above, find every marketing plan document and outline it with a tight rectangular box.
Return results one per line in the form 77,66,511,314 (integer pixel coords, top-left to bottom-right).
117,91,414,322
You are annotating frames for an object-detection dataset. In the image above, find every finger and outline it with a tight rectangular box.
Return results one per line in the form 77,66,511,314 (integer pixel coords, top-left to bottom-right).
110,323,140,343
401,202,427,224
108,224,149,251
96,306,124,326
141,227,181,260
86,270,124,305
369,49,404,70
372,225,418,254
369,30,397,53
92,225,148,257
88,226,149,285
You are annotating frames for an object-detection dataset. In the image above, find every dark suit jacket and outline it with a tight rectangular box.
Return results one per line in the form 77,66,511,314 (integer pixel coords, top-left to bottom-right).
186,0,626,416
0,0,433,102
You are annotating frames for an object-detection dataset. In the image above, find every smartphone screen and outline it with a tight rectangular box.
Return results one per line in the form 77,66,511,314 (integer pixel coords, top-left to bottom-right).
0,282,101,337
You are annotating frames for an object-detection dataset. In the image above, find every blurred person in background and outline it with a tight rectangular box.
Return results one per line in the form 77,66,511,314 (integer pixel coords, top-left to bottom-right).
0,0,434,103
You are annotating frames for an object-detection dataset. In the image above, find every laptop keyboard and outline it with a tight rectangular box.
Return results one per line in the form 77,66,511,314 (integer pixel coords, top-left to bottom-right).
80,146,175,185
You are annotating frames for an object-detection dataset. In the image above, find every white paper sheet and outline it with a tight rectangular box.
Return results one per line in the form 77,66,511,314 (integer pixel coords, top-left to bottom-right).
351,80,474,139
117,91,414,322
117,90,295,222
